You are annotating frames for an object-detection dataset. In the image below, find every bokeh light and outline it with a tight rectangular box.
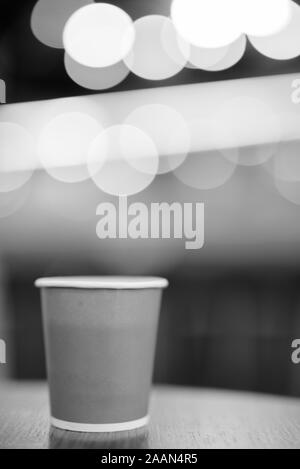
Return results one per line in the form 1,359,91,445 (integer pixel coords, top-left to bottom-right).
240,0,292,37
64,53,130,90
88,125,159,197
171,0,242,48
235,143,281,167
275,178,300,206
38,112,103,183
273,139,300,181
248,1,300,60
124,104,190,174
31,0,93,49
0,183,32,219
0,123,35,193
63,3,135,67
174,120,237,190
206,34,247,71
124,15,189,80
38,96,107,133
212,96,281,165
186,43,229,70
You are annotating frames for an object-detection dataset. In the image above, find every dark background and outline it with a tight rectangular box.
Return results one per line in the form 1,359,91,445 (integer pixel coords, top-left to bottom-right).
1,1,300,396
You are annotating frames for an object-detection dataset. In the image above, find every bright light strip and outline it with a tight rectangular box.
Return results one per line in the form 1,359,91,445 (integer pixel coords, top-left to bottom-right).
0,74,299,173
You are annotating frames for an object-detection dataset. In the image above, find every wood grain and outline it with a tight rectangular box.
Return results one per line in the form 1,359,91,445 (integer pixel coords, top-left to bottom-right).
1,382,300,449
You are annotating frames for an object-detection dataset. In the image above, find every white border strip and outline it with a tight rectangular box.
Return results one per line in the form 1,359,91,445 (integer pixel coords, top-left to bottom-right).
51,415,149,433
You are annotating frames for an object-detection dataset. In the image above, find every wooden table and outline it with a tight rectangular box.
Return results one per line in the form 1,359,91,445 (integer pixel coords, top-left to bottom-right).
1,382,300,449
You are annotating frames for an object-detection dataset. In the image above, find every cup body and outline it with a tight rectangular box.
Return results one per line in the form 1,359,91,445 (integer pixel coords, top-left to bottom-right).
36,277,168,432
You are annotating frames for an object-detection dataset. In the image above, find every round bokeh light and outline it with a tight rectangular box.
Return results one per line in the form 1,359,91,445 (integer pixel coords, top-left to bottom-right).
0,182,32,219
206,34,246,71
174,119,237,190
124,15,189,80
171,0,242,48
248,1,300,60
240,0,292,37
64,53,130,90
124,104,190,174
273,139,300,181
38,112,103,183
275,178,300,206
63,3,135,67
88,125,159,197
186,43,229,70
31,0,93,49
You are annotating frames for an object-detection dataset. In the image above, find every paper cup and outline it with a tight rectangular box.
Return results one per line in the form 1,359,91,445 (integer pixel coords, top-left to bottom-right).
35,276,168,432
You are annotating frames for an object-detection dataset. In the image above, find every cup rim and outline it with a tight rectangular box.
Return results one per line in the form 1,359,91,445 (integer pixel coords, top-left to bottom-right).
34,276,169,290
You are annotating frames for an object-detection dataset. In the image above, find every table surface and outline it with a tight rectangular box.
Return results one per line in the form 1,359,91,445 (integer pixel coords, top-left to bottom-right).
1,382,300,449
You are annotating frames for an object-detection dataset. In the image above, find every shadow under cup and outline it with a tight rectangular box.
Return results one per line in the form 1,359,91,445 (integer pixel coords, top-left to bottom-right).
35,276,168,433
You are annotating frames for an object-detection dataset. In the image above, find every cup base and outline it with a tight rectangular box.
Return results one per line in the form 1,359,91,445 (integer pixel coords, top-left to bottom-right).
51,415,149,433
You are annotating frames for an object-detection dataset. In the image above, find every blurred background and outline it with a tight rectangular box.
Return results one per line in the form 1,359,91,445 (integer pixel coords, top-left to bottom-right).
1,0,300,397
